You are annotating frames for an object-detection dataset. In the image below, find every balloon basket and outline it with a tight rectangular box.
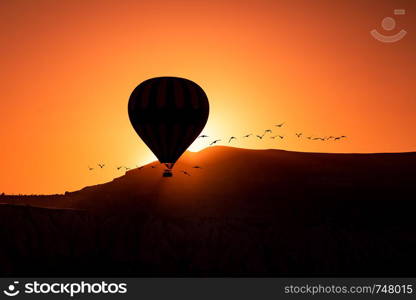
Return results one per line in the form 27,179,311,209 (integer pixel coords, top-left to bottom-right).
163,169,173,177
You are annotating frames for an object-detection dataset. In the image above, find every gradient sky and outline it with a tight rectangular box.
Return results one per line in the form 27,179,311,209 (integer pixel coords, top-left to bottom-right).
1,0,415,194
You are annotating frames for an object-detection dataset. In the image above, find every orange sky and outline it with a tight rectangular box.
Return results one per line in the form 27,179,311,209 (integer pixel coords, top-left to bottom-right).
1,0,415,194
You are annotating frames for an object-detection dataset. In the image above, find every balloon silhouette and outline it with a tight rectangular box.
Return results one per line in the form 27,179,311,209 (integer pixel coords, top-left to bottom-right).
128,77,209,177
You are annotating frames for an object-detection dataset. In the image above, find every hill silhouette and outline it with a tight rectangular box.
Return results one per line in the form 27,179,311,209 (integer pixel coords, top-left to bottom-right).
1,146,416,276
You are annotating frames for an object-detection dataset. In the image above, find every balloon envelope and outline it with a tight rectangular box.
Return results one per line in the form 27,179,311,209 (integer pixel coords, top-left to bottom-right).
128,77,209,169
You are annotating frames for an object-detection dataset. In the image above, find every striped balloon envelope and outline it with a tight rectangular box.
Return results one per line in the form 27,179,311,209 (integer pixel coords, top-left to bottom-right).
128,77,209,177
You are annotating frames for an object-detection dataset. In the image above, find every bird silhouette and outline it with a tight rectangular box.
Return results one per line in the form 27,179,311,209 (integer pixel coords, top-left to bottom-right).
116,166,123,170
312,137,320,140
274,122,285,127
88,167,94,171
181,170,191,176
256,134,265,140
98,163,105,168
278,135,284,139
270,136,277,139
243,134,252,138
295,133,302,138
210,139,221,146
124,167,131,171
193,166,202,169
264,129,272,134
199,134,209,138
228,136,237,143
306,136,312,140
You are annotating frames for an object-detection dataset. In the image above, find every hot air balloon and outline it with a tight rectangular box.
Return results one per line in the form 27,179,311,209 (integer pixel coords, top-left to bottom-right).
128,77,209,177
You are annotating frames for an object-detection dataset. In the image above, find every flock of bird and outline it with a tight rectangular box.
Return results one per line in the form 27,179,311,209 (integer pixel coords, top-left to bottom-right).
200,122,347,147
88,122,347,176
88,162,202,176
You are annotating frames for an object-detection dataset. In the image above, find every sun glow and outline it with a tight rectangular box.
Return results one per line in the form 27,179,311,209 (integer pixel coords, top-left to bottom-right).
1,0,415,194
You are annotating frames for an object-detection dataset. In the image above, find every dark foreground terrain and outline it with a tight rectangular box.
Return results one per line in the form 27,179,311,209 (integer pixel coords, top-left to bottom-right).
1,146,416,276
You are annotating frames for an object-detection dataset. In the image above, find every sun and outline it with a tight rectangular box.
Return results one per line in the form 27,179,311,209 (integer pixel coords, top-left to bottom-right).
188,139,210,152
